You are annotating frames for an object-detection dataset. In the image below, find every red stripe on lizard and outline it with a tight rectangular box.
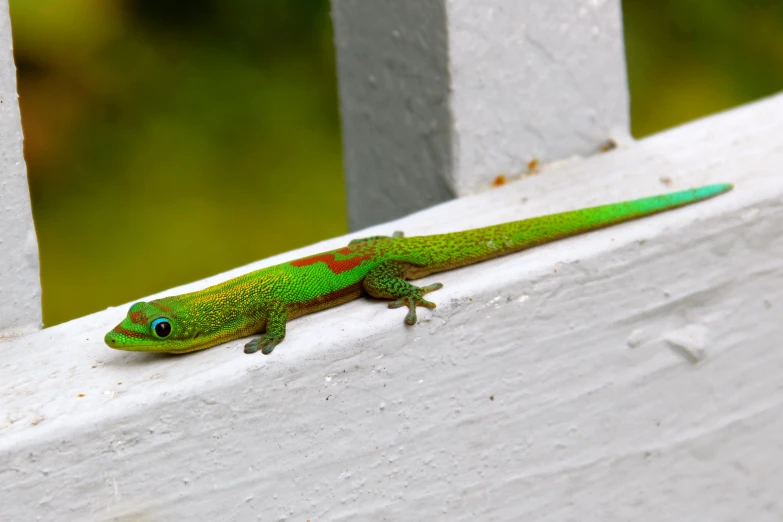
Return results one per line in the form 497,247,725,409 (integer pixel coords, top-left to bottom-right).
290,247,374,275
113,326,148,339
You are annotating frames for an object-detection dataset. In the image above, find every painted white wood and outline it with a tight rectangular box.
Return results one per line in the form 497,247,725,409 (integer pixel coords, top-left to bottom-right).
0,0,41,336
333,0,629,229
2,92,782,521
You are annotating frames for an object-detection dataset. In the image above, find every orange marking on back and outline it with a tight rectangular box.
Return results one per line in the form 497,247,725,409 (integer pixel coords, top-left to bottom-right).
290,247,374,275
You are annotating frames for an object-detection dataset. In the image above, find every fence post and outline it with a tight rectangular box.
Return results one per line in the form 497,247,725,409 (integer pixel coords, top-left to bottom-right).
332,0,630,229
0,0,40,336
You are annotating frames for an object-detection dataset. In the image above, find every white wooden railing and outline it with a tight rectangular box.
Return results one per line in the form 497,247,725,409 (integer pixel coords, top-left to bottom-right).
2,1,783,520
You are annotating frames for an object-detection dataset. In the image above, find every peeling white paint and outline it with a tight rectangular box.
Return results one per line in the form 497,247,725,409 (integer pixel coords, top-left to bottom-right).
664,324,708,364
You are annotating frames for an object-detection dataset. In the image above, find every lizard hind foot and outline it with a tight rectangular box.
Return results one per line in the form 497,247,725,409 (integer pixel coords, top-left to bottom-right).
387,283,444,325
363,261,444,325
348,230,404,245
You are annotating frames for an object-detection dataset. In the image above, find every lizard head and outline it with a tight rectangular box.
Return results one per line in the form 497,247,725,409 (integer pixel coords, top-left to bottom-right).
105,300,212,354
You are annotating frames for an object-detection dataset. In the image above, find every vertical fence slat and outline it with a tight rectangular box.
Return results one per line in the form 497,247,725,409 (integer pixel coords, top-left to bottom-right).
0,0,41,336
332,0,630,229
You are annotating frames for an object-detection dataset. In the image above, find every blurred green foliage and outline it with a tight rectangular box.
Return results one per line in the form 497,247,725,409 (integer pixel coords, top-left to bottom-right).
12,0,345,325
623,0,783,137
9,0,783,325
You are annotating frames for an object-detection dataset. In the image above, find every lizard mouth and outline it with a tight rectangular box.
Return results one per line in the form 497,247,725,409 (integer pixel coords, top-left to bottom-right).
104,329,226,354
104,330,170,351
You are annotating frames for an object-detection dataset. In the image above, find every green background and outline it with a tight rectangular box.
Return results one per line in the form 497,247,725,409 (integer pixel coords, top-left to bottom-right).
9,0,783,326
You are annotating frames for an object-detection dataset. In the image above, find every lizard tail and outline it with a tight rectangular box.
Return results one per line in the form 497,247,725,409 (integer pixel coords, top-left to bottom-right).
408,183,733,274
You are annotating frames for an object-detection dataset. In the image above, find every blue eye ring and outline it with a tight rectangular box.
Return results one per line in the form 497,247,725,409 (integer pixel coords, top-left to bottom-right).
151,318,172,339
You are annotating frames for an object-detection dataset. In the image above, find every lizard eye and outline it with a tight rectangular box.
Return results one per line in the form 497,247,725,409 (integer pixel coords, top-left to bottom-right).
151,318,172,338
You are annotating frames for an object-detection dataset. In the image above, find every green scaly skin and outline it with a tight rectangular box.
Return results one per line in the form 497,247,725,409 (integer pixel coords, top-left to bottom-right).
105,184,732,355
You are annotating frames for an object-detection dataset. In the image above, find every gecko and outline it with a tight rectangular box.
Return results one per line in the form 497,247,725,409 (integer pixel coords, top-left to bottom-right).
105,183,732,355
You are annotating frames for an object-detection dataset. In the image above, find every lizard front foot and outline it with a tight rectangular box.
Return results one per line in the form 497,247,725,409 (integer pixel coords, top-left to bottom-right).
244,333,284,355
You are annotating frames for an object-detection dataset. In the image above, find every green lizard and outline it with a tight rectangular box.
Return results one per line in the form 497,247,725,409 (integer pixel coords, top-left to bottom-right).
105,183,731,355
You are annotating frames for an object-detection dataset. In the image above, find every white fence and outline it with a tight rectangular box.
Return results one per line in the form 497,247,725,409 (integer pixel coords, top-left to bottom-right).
2,1,782,520
0,0,39,337
334,0,630,229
